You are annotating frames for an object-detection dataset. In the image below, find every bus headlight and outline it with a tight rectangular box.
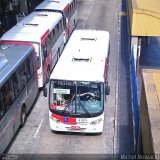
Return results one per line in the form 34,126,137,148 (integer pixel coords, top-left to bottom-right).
50,116,61,123
90,118,102,125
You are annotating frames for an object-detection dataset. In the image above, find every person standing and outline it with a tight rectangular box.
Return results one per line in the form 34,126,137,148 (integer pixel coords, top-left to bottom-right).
1,0,12,32
2,10,10,32
6,0,15,27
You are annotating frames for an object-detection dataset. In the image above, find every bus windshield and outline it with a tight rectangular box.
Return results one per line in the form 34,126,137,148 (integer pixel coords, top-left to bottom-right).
49,80,104,117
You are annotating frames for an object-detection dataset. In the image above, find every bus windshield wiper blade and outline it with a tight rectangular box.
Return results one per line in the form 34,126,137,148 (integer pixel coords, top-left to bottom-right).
70,113,80,116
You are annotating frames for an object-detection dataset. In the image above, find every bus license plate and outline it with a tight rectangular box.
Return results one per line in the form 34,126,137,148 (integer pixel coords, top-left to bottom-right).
77,118,87,123
71,126,80,130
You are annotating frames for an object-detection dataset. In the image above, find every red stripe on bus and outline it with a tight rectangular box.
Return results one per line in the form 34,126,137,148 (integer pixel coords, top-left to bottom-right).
63,3,70,13
0,40,31,46
40,29,49,42
52,113,76,124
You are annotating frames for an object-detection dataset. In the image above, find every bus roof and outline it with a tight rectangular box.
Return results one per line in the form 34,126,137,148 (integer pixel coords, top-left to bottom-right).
0,44,33,87
50,29,110,82
35,0,73,13
0,11,62,43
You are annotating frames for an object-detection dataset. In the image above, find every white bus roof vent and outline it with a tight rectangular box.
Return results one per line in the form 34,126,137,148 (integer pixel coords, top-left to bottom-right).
72,52,92,62
72,57,92,62
36,13,48,17
49,0,60,3
80,37,97,41
24,23,38,27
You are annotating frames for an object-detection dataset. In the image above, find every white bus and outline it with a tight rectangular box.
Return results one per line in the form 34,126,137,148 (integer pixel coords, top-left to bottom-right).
0,43,38,153
0,11,65,88
44,30,110,133
35,0,78,43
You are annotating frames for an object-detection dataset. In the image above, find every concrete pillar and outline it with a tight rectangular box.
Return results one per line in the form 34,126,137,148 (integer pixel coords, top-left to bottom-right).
131,36,142,74
131,36,138,50
136,38,141,74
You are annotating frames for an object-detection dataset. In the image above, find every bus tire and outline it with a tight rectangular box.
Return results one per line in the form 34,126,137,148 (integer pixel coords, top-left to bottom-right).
20,106,27,127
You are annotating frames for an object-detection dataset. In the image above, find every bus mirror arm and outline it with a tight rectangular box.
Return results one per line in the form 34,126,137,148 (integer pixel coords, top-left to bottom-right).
43,86,47,97
105,84,110,95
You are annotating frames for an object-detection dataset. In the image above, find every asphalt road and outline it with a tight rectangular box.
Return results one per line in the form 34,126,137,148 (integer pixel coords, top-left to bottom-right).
5,0,134,158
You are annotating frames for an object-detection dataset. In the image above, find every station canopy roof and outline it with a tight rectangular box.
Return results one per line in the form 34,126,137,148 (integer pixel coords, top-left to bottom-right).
128,0,160,36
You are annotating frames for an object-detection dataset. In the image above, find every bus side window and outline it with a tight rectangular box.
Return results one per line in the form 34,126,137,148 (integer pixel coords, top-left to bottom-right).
71,3,74,15
55,24,59,41
52,29,56,45
73,0,76,12
12,72,21,97
60,20,63,33
42,43,47,58
63,16,66,28
49,31,54,47
26,56,34,79
69,4,72,18
66,8,69,20
20,64,28,88
1,81,14,110
0,92,5,119
46,35,51,53
57,23,60,38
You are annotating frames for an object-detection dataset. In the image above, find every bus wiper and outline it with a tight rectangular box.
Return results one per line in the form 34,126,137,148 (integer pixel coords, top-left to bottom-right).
70,113,80,116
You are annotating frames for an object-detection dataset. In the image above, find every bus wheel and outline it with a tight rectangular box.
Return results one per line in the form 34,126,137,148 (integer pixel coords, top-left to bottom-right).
20,106,26,127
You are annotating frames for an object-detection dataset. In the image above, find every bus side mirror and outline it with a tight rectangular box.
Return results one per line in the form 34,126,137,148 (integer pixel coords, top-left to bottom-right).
105,85,110,95
43,86,47,97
